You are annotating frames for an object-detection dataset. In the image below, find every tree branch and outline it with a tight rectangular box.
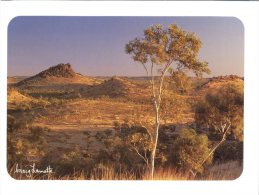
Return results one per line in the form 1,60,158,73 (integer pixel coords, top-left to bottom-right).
131,144,149,165
157,63,172,108
151,61,156,101
142,63,149,77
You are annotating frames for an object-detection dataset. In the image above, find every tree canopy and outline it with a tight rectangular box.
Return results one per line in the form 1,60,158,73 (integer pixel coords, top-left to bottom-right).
126,24,210,77
195,83,244,141
171,128,212,174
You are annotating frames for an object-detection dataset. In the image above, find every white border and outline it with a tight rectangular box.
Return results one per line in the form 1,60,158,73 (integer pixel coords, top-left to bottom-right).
0,1,259,195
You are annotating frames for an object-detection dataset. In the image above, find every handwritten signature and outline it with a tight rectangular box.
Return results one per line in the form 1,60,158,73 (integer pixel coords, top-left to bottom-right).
14,163,54,178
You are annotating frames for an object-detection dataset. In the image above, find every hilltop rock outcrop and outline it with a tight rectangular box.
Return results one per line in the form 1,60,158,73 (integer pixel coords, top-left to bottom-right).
36,63,76,78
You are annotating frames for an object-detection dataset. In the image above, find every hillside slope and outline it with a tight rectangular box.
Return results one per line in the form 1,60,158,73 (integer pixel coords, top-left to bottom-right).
195,75,243,96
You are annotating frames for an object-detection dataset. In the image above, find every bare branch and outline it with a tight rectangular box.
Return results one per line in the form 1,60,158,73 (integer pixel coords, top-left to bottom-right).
131,144,149,165
142,63,149,77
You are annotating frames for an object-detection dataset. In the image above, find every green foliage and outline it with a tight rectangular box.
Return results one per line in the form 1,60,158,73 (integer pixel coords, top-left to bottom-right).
127,132,152,151
195,83,244,141
106,122,173,168
126,132,152,164
125,24,210,76
91,122,153,171
171,128,212,173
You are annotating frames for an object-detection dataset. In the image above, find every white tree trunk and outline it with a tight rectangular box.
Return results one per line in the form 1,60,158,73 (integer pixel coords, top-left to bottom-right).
145,63,170,179
149,106,160,179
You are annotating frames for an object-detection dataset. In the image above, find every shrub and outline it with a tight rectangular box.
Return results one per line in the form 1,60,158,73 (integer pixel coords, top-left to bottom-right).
171,128,212,174
195,83,243,141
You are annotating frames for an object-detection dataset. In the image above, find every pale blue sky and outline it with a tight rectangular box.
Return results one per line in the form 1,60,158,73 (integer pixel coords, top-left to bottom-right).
8,16,244,77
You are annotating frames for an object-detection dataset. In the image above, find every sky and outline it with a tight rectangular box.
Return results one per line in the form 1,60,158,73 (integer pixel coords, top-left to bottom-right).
8,16,244,77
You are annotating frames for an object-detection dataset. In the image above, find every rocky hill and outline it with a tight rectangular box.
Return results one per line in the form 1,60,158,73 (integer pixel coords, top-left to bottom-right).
16,63,100,88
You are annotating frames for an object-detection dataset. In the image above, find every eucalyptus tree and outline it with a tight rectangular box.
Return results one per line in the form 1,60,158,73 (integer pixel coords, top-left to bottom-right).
126,24,210,179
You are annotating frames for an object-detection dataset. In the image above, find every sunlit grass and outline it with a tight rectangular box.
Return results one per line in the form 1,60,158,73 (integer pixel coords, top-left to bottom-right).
8,161,242,180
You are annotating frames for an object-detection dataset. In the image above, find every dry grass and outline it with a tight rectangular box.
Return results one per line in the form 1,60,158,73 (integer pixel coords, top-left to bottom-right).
201,161,243,180
8,161,242,180
143,168,189,180
7,88,49,111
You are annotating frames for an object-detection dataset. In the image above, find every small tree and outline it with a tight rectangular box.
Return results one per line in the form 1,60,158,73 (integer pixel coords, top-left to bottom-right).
126,24,210,179
195,83,244,168
114,121,153,167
